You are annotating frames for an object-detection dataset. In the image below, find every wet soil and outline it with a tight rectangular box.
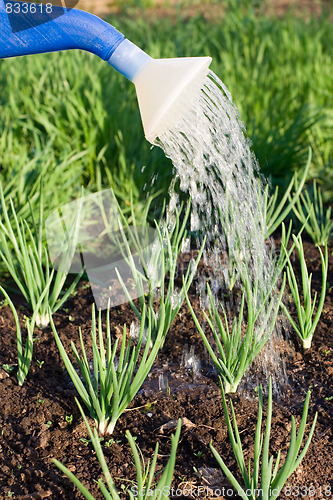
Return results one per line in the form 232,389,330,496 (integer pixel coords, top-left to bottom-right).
0,238,332,499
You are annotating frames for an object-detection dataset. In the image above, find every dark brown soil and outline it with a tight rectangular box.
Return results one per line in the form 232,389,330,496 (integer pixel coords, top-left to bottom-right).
0,238,332,499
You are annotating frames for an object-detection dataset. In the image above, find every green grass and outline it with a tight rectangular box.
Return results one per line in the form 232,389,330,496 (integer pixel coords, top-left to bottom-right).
0,0,332,216
0,48,170,218
115,0,333,192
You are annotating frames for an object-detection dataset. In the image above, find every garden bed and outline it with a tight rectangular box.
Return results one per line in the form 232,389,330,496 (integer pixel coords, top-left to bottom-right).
0,238,332,499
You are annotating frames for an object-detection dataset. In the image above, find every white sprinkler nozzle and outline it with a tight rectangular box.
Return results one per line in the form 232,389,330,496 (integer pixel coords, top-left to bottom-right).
109,40,212,143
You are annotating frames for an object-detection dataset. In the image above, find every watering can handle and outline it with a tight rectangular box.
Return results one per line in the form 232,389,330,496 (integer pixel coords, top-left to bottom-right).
0,0,125,61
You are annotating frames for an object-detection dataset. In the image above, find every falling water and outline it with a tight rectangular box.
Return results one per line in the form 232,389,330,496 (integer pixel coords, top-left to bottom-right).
155,71,287,392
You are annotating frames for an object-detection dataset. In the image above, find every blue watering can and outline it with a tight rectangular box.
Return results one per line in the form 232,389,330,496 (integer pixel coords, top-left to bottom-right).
0,1,211,141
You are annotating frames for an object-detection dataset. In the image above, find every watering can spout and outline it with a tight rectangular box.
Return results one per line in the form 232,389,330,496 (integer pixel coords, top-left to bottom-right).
0,1,212,142
109,40,212,142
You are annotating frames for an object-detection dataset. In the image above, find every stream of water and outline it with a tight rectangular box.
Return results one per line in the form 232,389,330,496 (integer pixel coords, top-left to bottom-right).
155,71,287,393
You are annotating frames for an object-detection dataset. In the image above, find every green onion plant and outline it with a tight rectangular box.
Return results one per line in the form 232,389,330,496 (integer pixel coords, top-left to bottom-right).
0,181,83,328
270,219,310,293
126,417,181,499
116,201,205,344
272,220,293,274
0,284,50,386
51,303,165,435
218,190,243,292
219,182,294,296
1,6,333,202
185,273,286,393
54,401,181,499
281,234,328,349
292,180,333,245
263,148,311,237
211,377,317,500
